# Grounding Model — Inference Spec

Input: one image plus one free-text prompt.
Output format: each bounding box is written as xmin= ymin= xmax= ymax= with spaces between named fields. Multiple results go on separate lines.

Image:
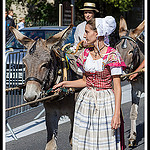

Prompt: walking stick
xmin=120 ymin=68 xmax=145 ymax=79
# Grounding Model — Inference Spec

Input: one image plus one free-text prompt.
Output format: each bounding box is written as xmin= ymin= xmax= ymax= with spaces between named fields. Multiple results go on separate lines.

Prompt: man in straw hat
xmin=74 ymin=2 xmax=99 ymax=48
xmin=64 ymin=2 xmax=99 ymax=76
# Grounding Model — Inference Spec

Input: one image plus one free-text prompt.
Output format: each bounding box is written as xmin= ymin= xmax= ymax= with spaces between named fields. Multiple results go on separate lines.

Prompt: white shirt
xmin=17 ymin=22 xmax=24 ymax=30
xmin=78 ymin=53 xmax=123 ymax=75
xmin=8 ymin=15 xmax=13 ymax=19
xmin=74 ymin=21 xmax=87 ymax=48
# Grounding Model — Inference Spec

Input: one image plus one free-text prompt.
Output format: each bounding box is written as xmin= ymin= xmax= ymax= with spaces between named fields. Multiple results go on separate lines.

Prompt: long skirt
xmin=72 ymin=87 xmax=121 ymax=150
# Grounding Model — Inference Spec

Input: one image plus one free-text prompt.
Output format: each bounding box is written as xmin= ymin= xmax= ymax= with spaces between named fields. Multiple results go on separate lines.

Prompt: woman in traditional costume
xmin=53 ymin=16 xmax=126 ymax=150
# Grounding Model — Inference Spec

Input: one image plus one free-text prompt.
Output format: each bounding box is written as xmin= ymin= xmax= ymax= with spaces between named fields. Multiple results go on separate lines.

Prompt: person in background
xmin=64 ymin=2 xmax=99 ymax=75
xmin=5 ymin=8 xmax=8 ymax=28
xmin=53 ymin=16 xmax=126 ymax=149
xmin=8 ymin=9 xmax=14 ymax=19
xmin=8 ymin=9 xmax=16 ymax=27
xmin=16 ymin=17 xmax=25 ymax=30
xmin=73 ymin=2 xmax=99 ymax=51
xmin=5 ymin=8 xmax=16 ymax=42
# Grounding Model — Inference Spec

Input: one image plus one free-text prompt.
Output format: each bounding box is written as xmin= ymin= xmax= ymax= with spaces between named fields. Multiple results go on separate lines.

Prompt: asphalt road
xmin=5 ymin=82 xmax=146 ymax=150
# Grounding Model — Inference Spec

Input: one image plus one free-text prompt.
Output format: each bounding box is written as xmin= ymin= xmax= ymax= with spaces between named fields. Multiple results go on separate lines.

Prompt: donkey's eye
xmin=41 ymin=62 xmax=49 ymax=68
xmin=128 ymin=50 xmax=133 ymax=54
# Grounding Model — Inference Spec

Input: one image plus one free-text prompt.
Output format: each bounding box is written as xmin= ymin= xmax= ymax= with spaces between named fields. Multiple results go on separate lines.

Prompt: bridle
xmin=25 ymin=40 xmax=59 ymax=92
xmin=25 ymin=65 xmax=53 ymax=91
xmin=24 ymin=38 xmax=70 ymax=99
xmin=115 ymin=30 xmax=141 ymax=74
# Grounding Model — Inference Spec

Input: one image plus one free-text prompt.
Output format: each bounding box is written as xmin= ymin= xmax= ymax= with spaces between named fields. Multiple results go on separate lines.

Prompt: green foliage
xmin=25 ymin=0 xmax=57 ymax=23
xmin=6 ymin=0 xmax=137 ymax=25
xmin=6 ymin=0 xmax=58 ymax=23
xmin=6 ymin=0 xmax=26 ymax=9
xmin=104 ymin=0 xmax=136 ymax=11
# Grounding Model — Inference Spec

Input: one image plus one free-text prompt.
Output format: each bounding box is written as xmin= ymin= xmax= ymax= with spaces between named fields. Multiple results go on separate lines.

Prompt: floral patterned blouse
xmin=76 ymin=46 xmax=126 ymax=90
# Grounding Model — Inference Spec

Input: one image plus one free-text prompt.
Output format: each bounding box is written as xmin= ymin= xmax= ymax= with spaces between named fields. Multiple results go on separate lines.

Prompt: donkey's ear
xmin=130 ymin=20 xmax=145 ymax=40
xmin=46 ymin=24 xmax=73 ymax=49
xmin=9 ymin=26 xmax=35 ymax=48
xmin=119 ymin=16 xmax=128 ymax=37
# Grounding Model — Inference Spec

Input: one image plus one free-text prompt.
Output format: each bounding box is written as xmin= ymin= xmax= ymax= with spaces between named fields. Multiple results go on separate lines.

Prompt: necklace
xmin=94 ymin=45 xmax=105 ymax=57
xmin=94 ymin=50 xmax=98 ymax=57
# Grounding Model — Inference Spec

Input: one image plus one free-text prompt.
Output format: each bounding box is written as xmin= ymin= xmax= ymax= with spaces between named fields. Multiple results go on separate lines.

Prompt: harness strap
xmin=25 ymin=77 xmax=43 ymax=85
xmin=60 ymin=45 xmax=68 ymax=81
xmin=120 ymin=36 xmax=137 ymax=44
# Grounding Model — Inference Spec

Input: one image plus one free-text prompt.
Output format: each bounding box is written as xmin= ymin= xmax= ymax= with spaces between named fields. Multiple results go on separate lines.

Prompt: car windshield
xmin=6 ymin=29 xmax=75 ymax=49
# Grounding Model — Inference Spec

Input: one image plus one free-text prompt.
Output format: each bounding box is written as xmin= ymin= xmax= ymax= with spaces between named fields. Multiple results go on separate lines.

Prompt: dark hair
xmin=83 ymin=10 xmax=96 ymax=16
xmin=8 ymin=9 xmax=13 ymax=14
xmin=86 ymin=18 xmax=97 ymax=31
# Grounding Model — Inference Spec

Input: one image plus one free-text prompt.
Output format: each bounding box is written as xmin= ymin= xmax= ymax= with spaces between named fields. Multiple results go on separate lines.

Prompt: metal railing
xmin=6 ymin=50 xmax=28 ymax=119
xmin=5 ymin=50 xmax=43 ymax=140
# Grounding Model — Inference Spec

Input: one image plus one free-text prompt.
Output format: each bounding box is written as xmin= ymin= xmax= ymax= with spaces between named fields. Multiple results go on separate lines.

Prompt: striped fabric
xmin=72 ymin=87 xmax=121 ymax=150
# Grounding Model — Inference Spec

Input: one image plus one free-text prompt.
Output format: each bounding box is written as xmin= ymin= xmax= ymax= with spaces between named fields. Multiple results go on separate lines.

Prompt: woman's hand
xmin=111 ymin=114 xmax=121 ymax=129
xmin=129 ymin=59 xmax=145 ymax=81
xmin=129 ymin=73 xmax=138 ymax=81
xmin=52 ymin=77 xmax=86 ymax=92
xmin=52 ymin=81 xmax=65 ymax=92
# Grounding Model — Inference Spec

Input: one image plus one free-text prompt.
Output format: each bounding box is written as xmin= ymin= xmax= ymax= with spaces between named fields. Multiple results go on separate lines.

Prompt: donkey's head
xmin=9 ymin=25 xmax=73 ymax=106
xmin=115 ymin=16 xmax=145 ymax=73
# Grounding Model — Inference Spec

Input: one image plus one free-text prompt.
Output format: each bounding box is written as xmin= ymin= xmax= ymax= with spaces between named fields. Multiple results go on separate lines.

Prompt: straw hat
xmin=80 ymin=2 xmax=99 ymax=13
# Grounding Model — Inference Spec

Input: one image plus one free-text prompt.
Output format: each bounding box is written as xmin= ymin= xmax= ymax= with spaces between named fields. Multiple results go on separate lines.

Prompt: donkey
xmin=9 ymin=25 xmax=81 ymax=150
xmin=115 ymin=16 xmax=145 ymax=147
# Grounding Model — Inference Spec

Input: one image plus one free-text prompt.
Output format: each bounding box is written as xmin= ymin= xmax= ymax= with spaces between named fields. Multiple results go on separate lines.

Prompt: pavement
xmin=4 ymin=81 xmax=146 ymax=150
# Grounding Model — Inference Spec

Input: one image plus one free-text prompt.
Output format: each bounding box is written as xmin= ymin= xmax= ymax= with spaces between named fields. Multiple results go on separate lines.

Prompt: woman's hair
xmin=87 ymin=18 xmax=104 ymax=40
xmin=86 ymin=18 xmax=97 ymax=31
xmin=19 ymin=17 xmax=25 ymax=22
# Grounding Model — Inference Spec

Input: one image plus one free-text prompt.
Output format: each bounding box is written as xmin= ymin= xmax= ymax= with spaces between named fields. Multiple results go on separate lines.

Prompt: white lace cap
xmin=95 ymin=16 xmax=116 ymax=36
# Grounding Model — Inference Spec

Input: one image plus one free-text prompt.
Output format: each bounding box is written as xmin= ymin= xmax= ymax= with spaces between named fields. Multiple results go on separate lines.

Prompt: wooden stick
xmin=120 ymin=68 xmax=145 ymax=78
xmin=6 ymin=93 xmax=59 ymax=111
xmin=5 ymin=87 xmax=21 ymax=92
xmin=6 ymin=84 xmax=26 ymax=92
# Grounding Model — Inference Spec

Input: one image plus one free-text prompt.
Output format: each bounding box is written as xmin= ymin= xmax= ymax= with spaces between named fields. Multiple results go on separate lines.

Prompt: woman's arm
xmin=111 ymin=75 xmax=121 ymax=129
xmin=52 ymin=74 xmax=86 ymax=90
xmin=129 ymin=59 xmax=145 ymax=80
